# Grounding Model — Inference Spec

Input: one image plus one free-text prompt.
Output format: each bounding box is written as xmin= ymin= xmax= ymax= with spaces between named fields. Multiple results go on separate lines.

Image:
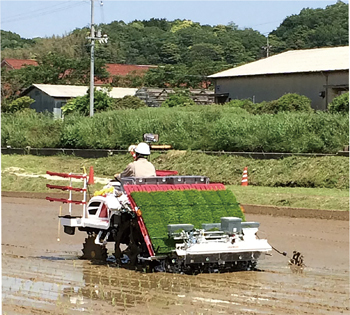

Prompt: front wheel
xmin=81 ymin=234 xmax=108 ymax=261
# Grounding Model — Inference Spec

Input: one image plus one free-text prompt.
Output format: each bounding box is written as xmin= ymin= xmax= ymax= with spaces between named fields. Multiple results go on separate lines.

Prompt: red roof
xmin=1 ymin=59 xmax=154 ymax=75
xmin=106 ymin=64 xmax=154 ymax=76
xmin=1 ymin=58 xmax=38 ymax=70
xmin=1 ymin=59 xmax=158 ymax=86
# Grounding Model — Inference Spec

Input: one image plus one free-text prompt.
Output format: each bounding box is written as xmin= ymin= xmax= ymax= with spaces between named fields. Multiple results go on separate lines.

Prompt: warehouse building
xmin=21 ymin=84 xmax=138 ymax=118
xmin=208 ymin=46 xmax=349 ymax=110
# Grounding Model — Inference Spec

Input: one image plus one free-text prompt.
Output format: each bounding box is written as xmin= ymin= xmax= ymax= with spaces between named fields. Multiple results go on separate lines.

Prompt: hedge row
xmin=131 ymin=189 xmax=244 ymax=254
xmin=1 ymin=106 xmax=348 ymax=153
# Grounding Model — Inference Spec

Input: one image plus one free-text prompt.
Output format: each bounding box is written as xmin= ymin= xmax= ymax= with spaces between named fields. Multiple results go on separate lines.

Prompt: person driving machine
xmin=114 ymin=142 xmax=156 ymax=180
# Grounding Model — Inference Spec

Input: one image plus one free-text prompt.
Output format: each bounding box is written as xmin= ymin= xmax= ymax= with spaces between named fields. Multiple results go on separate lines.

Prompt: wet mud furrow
xmin=2 ymin=198 xmax=349 ymax=314
xmin=3 ymin=254 xmax=349 ymax=315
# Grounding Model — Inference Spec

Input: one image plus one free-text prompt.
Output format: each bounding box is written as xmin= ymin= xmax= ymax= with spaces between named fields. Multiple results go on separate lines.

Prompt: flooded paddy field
xmin=2 ymin=197 xmax=349 ymax=314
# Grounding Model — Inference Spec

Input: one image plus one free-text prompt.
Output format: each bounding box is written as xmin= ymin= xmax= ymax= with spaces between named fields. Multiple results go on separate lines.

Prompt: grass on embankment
xmin=229 ymin=185 xmax=348 ymax=211
xmin=1 ymin=152 xmax=349 ymax=211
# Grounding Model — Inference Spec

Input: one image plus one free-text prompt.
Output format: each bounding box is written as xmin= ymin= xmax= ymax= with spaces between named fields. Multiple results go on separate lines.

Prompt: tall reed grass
xmin=1 ymin=107 xmax=348 ymax=153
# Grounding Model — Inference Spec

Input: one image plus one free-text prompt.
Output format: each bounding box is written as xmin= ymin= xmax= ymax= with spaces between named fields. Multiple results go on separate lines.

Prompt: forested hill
xmin=1 ymin=2 xmax=348 ymax=65
xmin=270 ymin=1 xmax=349 ymax=53
xmin=1 ymin=1 xmax=348 ymax=93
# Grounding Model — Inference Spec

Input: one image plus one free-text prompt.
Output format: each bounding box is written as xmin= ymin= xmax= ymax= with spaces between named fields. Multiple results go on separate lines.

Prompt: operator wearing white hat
xmin=114 ymin=142 xmax=156 ymax=180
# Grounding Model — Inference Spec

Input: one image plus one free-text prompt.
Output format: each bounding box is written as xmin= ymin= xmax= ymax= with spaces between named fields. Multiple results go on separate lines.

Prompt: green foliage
xmin=270 ymin=2 xmax=348 ymax=54
xmin=161 ymin=91 xmax=196 ymax=107
xmin=1 ymin=153 xmax=348 ymax=196
xmin=112 ymin=95 xmax=147 ymax=110
xmin=275 ymin=93 xmax=312 ymax=113
xmin=1 ymin=52 xmax=109 ymax=99
xmin=208 ymin=111 xmax=348 ymax=153
xmin=111 ymin=72 xmax=145 ymax=88
xmin=131 ymin=189 xmax=244 ymax=253
xmin=62 ymin=88 xmax=114 ymax=116
xmin=143 ymin=64 xmax=219 ymax=89
xmin=1 ymin=110 xmax=62 ymax=148
xmin=2 ymin=3 xmax=347 ymax=97
xmin=225 ymin=99 xmax=255 ymax=111
xmin=225 ymin=94 xmax=312 ymax=114
xmin=328 ymin=92 xmax=349 ymax=113
xmin=1 ymin=30 xmax=35 ymax=50
xmin=1 ymin=96 xmax=35 ymax=113
xmin=153 ymin=151 xmax=349 ymax=189
xmin=3 ymin=4 xmax=347 ymax=66
xmin=1 ymin=106 xmax=348 ymax=154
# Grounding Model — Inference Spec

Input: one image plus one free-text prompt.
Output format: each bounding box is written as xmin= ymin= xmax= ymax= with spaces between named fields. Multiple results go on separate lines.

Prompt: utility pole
xmin=87 ymin=0 xmax=108 ymax=117
xmin=262 ymin=35 xmax=272 ymax=58
xmin=89 ymin=0 xmax=95 ymax=117
xmin=266 ymin=36 xmax=270 ymax=57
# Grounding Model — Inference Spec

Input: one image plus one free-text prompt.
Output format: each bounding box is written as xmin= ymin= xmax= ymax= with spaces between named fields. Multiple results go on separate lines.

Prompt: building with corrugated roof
xmin=20 ymin=84 xmax=138 ymax=117
xmin=208 ymin=46 xmax=349 ymax=110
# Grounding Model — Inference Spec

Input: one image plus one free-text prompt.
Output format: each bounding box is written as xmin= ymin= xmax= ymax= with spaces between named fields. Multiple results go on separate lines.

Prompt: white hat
xmin=135 ymin=142 xmax=151 ymax=155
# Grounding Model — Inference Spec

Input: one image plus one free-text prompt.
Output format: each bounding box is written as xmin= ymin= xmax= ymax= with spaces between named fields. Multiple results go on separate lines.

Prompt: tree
xmin=160 ymin=43 xmax=181 ymax=64
xmin=270 ymin=2 xmax=348 ymax=53
xmin=1 ymin=30 xmax=35 ymax=50
xmin=3 ymin=8 xmax=347 ymax=92
xmin=188 ymin=43 xmax=223 ymax=64
xmin=1 ymin=52 xmax=109 ymax=100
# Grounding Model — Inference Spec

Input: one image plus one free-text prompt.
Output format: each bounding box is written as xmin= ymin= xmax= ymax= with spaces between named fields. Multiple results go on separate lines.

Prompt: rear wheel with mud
xmin=113 ymin=216 xmax=148 ymax=267
xmin=81 ymin=235 xmax=108 ymax=261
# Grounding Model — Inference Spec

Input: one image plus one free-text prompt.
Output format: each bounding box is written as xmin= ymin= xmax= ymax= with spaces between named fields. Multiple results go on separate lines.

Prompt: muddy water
xmin=2 ymin=197 xmax=349 ymax=314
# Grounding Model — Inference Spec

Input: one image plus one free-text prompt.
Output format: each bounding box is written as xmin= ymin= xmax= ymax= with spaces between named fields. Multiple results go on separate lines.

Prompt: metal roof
xmin=27 ymin=84 xmax=138 ymax=98
xmin=208 ymin=46 xmax=349 ymax=78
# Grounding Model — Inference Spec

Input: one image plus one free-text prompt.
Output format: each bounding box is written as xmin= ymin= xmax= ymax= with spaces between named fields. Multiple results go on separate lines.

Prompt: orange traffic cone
xmin=241 ymin=167 xmax=248 ymax=186
xmin=88 ymin=166 xmax=95 ymax=185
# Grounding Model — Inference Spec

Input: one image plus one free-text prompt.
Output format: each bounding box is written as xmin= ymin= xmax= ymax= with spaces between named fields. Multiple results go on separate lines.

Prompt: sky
xmin=0 ymin=0 xmax=346 ymax=39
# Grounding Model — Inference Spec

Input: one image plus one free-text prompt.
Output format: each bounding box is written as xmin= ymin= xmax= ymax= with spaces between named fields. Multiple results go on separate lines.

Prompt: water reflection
xmin=3 ymin=254 xmax=348 ymax=315
xmin=60 ymin=262 xmax=263 ymax=313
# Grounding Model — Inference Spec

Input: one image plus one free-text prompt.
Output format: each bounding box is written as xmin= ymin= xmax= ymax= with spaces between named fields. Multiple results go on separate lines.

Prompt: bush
xmin=224 ymin=99 xmax=255 ymax=113
xmin=1 ymin=96 xmax=35 ymax=113
xmin=161 ymin=91 xmax=196 ymax=107
xmin=224 ymin=94 xmax=312 ymax=114
xmin=62 ymin=88 xmax=114 ymax=116
xmin=225 ymin=99 xmax=254 ymax=108
xmin=112 ymin=95 xmax=147 ymax=110
xmin=251 ymin=94 xmax=312 ymax=114
xmin=275 ymin=93 xmax=312 ymax=113
xmin=328 ymin=92 xmax=349 ymax=113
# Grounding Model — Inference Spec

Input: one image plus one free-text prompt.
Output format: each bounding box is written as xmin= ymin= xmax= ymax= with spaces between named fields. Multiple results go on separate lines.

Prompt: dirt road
xmin=2 ymin=197 xmax=349 ymax=314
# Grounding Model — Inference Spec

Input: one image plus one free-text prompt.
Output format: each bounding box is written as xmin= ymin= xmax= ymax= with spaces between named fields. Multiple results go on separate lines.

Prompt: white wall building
xmin=21 ymin=84 xmax=138 ymax=117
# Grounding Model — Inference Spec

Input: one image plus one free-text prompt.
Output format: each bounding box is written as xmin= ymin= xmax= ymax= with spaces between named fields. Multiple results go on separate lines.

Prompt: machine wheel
xmin=81 ymin=235 xmax=108 ymax=261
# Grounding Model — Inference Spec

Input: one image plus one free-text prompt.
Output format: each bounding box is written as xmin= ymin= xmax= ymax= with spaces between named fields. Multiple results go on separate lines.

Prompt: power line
xmin=251 ymin=19 xmax=284 ymax=28
xmin=2 ymin=2 xmax=72 ymax=21
xmin=2 ymin=1 xmax=88 ymax=25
